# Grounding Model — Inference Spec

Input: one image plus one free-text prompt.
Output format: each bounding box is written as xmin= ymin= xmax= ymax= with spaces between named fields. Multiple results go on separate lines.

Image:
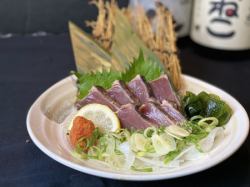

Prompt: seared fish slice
xmin=139 ymin=102 xmax=174 ymax=126
xmin=76 ymin=86 xmax=120 ymax=112
xmin=150 ymin=75 xmax=180 ymax=107
xmin=117 ymin=103 xmax=153 ymax=129
xmin=160 ymin=100 xmax=186 ymax=124
xmin=108 ymin=80 xmax=139 ymax=105
xmin=127 ymin=75 xmax=154 ymax=104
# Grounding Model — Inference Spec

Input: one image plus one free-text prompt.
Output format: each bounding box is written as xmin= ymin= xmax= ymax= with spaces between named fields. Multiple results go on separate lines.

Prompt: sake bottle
xmin=129 ymin=0 xmax=193 ymax=38
xmin=191 ymin=0 xmax=250 ymax=51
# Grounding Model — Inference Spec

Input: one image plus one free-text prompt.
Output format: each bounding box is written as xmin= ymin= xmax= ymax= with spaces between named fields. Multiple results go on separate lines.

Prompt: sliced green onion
xmin=144 ymin=141 xmax=155 ymax=153
xmin=112 ymin=129 xmax=130 ymax=142
xmin=71 ymin=151 xmax=88 ymax=160
xmin=165 ymin=131 xmax=183 ymax=140
xmin=130 ymin=133 xmax=148 ymax=152
xmin=144 ymin=127 xmax=157 ymax=138
xmin=110 ymin=133 xmax=122 ymax=140
xmin=164 ymin=150 xmax=181 ymax=164
xmin=165 ymin=125 xmax=190 ymax=139
xmin=136 ymin=151 xmax=146 ymax=157
xmin=151 ymin=134 xmax=176 ymax=156
xmin=131 ymin=166 xmax=153 ymax=172
xmin=198 ymin=117 xmax=219 ymax=128
xmin=190 ymin=115 xmax=204 ymax=122
xmin=88 ymin=146 xmax=103 ymax=160
xmin=70 ymin=116 xmax=223 ymax=172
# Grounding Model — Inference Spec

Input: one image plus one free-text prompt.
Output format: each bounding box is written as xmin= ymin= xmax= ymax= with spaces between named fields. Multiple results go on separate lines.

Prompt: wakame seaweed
xmin=182 ymin=91 xmax=232 ymax=126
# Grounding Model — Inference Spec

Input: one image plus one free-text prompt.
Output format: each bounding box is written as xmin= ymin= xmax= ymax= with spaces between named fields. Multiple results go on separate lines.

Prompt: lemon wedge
xmin=68 ymin=103 xmax=120 ymax=133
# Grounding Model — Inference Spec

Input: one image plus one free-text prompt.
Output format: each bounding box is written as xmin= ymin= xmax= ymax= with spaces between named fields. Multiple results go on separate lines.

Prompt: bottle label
xmin=191 ymin=0 xmax=250 ymax=50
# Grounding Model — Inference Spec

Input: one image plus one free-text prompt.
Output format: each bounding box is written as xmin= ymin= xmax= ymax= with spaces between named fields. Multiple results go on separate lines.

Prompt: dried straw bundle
xmin=86 ymin=0 xmax=116 ymax=50
xmin=86 ymin=0 xmax=183 ymax=90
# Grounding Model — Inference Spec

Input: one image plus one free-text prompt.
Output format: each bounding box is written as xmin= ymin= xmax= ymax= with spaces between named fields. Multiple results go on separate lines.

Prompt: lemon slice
xmin=68 ymin=103 xmax=120 ymax=132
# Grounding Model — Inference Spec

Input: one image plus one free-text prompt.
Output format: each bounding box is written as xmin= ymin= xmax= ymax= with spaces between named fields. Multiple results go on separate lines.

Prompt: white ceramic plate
xmin=26 ymin=75 xmax=249 ymax=181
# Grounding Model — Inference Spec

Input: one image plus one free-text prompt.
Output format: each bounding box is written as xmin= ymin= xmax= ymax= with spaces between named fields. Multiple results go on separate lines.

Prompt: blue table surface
xmin=0 ymin=34 xmax=249 ymax=187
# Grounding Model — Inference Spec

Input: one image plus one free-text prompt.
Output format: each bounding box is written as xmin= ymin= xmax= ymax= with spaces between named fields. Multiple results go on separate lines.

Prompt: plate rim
xmin=26 ymin=74 xmax=249 ymax=181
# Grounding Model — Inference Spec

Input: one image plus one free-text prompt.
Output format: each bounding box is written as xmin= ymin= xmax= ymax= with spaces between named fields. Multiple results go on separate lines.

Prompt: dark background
xmin=0 ymin=0 xmax=128 ymax=34
xmin=0 ymin=0 xmax=249 ymax=187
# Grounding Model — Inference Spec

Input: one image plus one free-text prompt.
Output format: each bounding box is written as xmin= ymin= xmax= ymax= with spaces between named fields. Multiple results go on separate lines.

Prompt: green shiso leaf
xmin=75 ymin=70 xmax=122 ymax=99
xmin=121 ymin=50 xmax=164 ymax=82
xmin=75 ymin=51 xmax=164 ymax=99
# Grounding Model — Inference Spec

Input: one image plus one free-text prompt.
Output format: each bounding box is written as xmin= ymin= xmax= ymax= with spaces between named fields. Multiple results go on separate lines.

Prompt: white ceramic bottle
xmin=129 ymin=0 xmax=193 ymax=37
xmin=191 ymin=0 xmax=250 ymax=50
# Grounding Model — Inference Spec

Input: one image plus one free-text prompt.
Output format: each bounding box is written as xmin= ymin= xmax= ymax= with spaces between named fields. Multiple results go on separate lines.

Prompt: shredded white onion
xmin=199 ymin=127 xmax=224 ymax=152
xmin=119 ymin=142 xmax=136 ymax=169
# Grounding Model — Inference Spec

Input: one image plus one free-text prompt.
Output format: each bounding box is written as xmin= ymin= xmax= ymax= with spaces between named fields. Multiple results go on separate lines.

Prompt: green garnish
xmin=86 ymin=128 xmax=102 ymax=147
xmin=164 ymin=150 xmax=181 ymax=164
xmin=131 ymin=166 xmax=153 ymax=172
xmin=121 ymin=50 xmax=164 ymax=82
xmin=164 ymin=117 xmax=217 ymax=164
xmin=182 ymin=91 xmax=232 ymax=126
xmin=74 ymin=51 xmax=164 ymax=99
xmin=72 ymin=115 xmax=226 ymax=171
xmin=74 ymin=70 xmax=121 ymax=99
xmin=72 ymin=151 xmax=88 ymax=160
xmin=182 ymin=92 xmax=203 ymax=117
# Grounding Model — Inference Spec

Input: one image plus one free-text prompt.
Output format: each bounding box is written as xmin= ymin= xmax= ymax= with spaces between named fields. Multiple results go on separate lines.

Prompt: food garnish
xmin=66 ymin=0 xmax=233 ymax=173
xmin=68 ymin=59 xmax=232 ymax=172
xmin=69 ymin=103 xmax=120 ymax=133
xmin=69 ymin=0 xmax=183 ymax=90
xmin=69 ymin=116 xmax=95 ymax=147
xmin=73 ymin=51 xmax=164 ymax=99
xmin=182 ymin=91 xmax=232 ymax=126
xmin=70 ymin=116 xmax=224 ymax=172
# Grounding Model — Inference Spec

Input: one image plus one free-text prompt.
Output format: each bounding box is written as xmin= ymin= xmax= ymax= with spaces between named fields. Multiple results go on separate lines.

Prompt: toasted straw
xmin=86 ymin=0 xmax=183 ymax=90
xmin=130 ymin=2 xmax=183 ymax=90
